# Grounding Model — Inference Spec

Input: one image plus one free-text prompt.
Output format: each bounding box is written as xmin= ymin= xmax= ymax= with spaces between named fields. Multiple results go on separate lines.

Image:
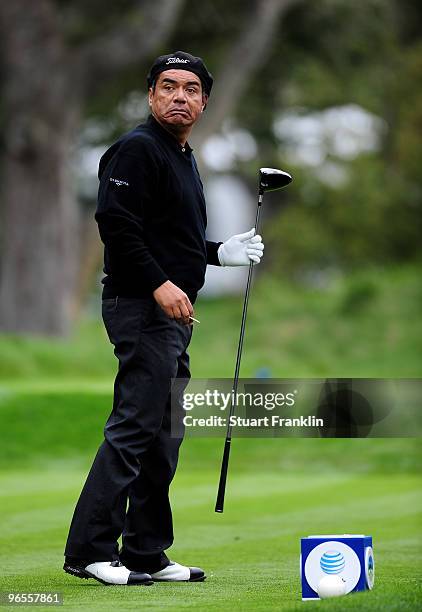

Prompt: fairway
xmin=0 ymin=267 xmax=421 ymax=610
xmin=0 ymin=435 xmax=421 ymax=610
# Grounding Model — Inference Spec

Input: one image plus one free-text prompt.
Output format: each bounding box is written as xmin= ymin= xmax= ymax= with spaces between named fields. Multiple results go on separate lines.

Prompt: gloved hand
xmin=217 ymin=228 xmax=264 ymax=267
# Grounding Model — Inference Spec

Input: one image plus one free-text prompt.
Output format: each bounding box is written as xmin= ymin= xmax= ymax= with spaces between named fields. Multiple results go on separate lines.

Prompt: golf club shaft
xmin=215 ymin=193 xmax=263 ymax=513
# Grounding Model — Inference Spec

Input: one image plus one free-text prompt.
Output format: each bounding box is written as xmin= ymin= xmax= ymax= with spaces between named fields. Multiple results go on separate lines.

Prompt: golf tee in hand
xmin=153 ymin=280 xmax=194 ymax=325
xmin=217 ymin=228 xmax=264 ymax=266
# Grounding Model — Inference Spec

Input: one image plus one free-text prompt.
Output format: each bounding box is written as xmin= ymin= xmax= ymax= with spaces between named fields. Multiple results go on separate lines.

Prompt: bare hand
xmin=153 ymin=280 xmax=193 ymax=325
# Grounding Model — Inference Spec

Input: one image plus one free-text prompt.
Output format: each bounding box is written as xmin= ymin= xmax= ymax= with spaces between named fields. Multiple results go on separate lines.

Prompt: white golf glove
xmin=217 ymin=228 xmax=264 ymax=267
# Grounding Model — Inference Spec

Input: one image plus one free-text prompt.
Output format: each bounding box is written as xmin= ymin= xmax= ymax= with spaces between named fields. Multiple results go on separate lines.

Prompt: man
xmin=63 ymin=51 xmax=264 ymax=586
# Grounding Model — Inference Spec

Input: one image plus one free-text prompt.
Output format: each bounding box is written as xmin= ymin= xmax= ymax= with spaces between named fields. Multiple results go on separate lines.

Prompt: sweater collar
xmin=145 ymin=114 xmax=193 ymax=155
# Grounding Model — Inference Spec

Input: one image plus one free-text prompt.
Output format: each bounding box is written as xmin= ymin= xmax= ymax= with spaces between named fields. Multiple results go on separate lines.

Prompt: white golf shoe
xmin=150 ymin=561 xmax=206 ymax=582
xmin=63 ymin=558 xmax=153 ymax=586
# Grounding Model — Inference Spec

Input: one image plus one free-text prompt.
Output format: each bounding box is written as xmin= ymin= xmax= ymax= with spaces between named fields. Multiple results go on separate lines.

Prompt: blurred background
xmin=0 ymin=1 xmax=421 ymax=608
xmin=0 ymin=0 xmax=421 ymax=345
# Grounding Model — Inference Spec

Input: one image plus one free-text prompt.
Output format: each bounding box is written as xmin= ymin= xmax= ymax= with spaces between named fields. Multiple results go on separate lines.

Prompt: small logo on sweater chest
xmin=110 ymin=177 xmax=129 ymax=187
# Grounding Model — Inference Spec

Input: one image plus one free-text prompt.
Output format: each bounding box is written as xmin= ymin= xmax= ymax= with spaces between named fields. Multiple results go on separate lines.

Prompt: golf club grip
xmin=215 ymin=438 xmax=231 ymax=513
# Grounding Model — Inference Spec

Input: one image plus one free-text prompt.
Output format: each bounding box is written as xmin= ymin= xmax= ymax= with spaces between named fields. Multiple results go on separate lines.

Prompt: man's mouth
xmin=168 ymin=109 xmax=190 ymax=117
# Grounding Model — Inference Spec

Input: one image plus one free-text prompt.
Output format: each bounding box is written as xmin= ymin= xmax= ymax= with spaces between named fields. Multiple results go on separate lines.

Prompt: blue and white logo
xmin=304 ymin=541 xmax=361 ymax=595
xmin=320 ymin=550 xmax=345 ymax=574
xmin=365 ymin=546 xmax=375 ymax=589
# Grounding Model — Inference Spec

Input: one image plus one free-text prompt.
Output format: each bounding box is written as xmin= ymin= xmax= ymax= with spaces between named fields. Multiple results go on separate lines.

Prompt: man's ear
xmin=202 ymin=93 xmax=209 ymax=112
xmin=148 ymin=87 xmax=154 ymax=107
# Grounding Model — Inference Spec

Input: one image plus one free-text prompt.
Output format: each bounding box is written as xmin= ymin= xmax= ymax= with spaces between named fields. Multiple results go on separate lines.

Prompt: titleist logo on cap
xmin=165 ymin=57 xmax=190 ymax=65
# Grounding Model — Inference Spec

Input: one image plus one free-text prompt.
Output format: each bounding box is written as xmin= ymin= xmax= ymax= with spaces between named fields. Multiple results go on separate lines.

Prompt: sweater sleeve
xmin=206 ymin=240 xmax=223 ymax=266
xmin=95 ymin=137 xmax=169 ymax=292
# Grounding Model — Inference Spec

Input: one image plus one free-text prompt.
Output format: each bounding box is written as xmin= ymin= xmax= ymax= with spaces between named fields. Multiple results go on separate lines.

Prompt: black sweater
xmin=95 ymin=114 xmax=222 ymax=303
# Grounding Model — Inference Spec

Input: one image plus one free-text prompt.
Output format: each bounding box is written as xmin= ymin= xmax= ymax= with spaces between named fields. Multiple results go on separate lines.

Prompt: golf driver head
xmin=259 ymin=168 xmax=292 ymax=193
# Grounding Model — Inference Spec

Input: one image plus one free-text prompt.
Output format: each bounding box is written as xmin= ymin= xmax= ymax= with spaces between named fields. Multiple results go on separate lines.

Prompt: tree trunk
xmin=0 ymin=1 xmax=81 ymax=335
xmin=0 ymin=0 xmax=184 ymax=336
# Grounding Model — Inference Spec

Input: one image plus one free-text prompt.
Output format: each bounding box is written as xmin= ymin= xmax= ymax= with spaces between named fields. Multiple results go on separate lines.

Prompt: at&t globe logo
xmin=320 ymin=550 xmax=345 ymax=574
xmin=304 ymin=541 xmax=361 ymax=595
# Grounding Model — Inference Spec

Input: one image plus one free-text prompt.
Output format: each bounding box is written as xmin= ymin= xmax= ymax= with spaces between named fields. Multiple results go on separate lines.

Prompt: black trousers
xmin=64 ymin=296 xmax=192 ymax=573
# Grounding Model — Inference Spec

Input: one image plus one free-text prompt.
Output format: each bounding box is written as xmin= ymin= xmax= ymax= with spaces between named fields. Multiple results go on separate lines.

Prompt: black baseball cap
xmin=147 ymin=51 xmax=213 ymax=96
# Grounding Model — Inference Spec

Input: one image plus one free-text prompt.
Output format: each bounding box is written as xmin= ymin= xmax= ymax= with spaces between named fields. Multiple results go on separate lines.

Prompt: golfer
xmin=64 ymin=51 xmax=264 ymax=586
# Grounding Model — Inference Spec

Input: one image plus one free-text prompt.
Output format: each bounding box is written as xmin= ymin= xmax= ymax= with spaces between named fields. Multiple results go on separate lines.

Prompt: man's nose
xmin=173 ymin=87 xmax=187 ymax=102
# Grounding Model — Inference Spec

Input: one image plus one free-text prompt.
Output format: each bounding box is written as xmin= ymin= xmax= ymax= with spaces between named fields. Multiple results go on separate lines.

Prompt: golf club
xmin=215 ymin=168 xmax=293 ymax=513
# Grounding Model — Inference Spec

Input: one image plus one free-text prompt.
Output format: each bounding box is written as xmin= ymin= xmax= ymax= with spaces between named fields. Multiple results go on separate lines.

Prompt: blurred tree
xmin=192 ymin=0 xmax=298 ymax=144
xmin=0 ymin=0 xmax=420 ymax=335
xmin=254 ymin=0 xmax=422 ymax=279
xmin=0 ymin=0 xmax=184 ymax=335
xmin=0 ymin=0 xmax=297 ymax=336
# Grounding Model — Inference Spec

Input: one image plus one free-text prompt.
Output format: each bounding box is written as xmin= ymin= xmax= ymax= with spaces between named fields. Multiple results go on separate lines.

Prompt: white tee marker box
xmin=300 ymin=534 xmax=374 ymax=600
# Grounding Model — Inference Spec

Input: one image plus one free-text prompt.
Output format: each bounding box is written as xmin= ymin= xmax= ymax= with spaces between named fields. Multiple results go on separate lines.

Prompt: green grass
xmin=0 ymin=460 xmax=421 ymax=611
xmin=0 ymin=265 xmax=421 ymax=381
xmin=0 ymin=390 xmax=421 ymax=610
xmin=0 ymin=265 xmax=421 ymax=609
xmin=0 ymin=388 xmax=421 ymax=473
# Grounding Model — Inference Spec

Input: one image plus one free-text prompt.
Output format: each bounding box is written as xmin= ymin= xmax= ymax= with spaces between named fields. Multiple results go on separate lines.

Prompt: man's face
xmin=149 ymin=69 xmax=207 ymax=129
